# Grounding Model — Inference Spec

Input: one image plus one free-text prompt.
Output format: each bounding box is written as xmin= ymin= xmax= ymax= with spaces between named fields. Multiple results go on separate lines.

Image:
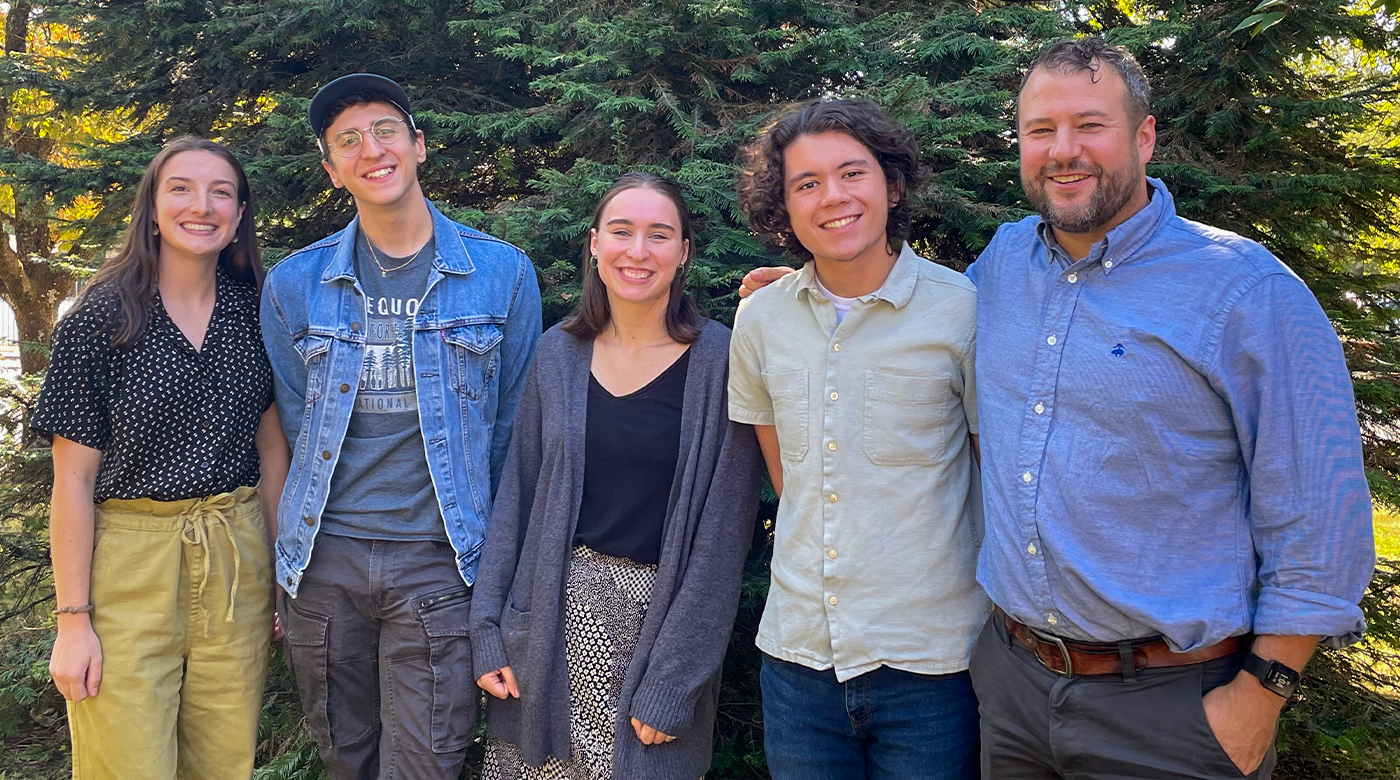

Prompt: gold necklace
xmin=366 ymin=237 xmax=426 ymax=276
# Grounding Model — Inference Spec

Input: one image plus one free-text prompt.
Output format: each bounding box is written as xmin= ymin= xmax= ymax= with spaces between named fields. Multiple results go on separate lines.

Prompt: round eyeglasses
xmin=327 ymin=116 xmax=412 ymax=158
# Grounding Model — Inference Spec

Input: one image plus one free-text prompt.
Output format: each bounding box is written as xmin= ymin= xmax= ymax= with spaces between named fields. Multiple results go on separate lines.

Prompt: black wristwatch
xmin=1242 ymin=653 xmax=1301 ymax=699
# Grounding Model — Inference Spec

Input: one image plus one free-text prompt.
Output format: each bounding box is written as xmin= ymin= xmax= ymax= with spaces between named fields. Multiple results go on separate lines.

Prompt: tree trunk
xmin=12 ymin=290 xmax=63 ymax=373
xmin=0 ymin=2 xmax=79 ymax=375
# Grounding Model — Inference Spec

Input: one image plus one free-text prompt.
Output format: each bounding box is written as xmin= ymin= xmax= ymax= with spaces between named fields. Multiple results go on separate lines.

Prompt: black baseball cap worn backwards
xmin=308 ymin=73 xmax=414 ymax=138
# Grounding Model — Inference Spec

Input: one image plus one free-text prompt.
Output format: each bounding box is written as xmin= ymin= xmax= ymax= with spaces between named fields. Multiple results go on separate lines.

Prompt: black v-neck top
xmin=32 ymin=271 xmax=273 ymax=503
xmin=573 ymin=348 xmax=690 ymax=564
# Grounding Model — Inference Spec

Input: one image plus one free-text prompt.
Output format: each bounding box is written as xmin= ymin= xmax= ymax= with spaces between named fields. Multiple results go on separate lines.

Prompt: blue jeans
xmin=761 ymin=656 xmax=979 ymax=780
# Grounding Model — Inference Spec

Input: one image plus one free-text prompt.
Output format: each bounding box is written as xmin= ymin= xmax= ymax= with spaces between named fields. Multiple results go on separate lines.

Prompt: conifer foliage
xmin=0 ymin=1 xmax=1398 ymax=777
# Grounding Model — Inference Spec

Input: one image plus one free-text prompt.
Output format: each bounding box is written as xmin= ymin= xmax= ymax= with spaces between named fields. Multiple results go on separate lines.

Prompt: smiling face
xmin=153 ymin=150 xmax=246 ymax=264
xmin=589 ymin=185 xmax=689 ymax=312
xmin=321 ymin=101 xmax=427 ymax=211
xmin=1018 ymin=64 xmax=1155 ymax=240
xmin=781 ymin=131 xmax=897 ymax=269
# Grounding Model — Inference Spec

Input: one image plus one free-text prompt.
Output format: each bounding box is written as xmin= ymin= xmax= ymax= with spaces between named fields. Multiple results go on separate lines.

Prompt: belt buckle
xmin=1028 ymin=626 xmax=1074 ymax=677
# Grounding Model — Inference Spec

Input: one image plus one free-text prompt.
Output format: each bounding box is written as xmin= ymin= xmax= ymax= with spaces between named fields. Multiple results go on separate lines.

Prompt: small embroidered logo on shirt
xmin=1111 ymin=343 xmax=1126 ymax=357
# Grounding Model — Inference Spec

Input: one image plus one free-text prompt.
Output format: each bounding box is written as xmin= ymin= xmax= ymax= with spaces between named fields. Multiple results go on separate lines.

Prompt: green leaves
xmin=1232 ymin=0 xmax=1289 ymax=37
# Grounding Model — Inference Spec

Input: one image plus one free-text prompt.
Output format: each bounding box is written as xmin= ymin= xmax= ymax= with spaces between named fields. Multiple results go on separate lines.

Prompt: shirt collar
xmin=321 ymin=199 xmax=476 ymax=283
xmin=1034 ymin=176 xmax=1175 ymax=275
xmin=793 ymin=242 xmax=920 ymax=309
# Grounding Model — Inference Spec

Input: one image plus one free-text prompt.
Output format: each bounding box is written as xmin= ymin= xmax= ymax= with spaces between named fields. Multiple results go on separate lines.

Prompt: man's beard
xmin=1024 ymin=160 xmax=1139 ymax=235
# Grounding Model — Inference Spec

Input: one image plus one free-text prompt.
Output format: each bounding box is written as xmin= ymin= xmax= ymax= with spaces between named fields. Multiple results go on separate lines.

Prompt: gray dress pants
xmin=278 ymin=535 xmax=477 ymax=780
xmin=968 ymin=615 xmax=1277 ymax=780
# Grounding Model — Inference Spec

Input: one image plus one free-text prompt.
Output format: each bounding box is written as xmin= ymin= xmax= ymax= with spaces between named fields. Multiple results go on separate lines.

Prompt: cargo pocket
xmin=280 ymin=594 xmax=332 ymax=748
xmin=415 ymin=587 xmax=475 ymax=754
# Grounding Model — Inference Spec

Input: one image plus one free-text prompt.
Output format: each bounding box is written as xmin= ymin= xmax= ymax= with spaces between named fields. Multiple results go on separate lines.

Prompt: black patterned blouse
xmin=32 ymin=271 xmax=274 ymax=503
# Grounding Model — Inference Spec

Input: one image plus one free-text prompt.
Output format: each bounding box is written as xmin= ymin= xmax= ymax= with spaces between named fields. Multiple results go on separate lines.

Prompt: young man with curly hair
xmin=727 ymin=99 xmax=984 ymax=780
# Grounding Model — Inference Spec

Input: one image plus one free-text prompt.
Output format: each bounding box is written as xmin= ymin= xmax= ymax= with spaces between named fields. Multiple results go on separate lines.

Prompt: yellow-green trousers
xmin=68 ymin=485 xmax=273 ymax=780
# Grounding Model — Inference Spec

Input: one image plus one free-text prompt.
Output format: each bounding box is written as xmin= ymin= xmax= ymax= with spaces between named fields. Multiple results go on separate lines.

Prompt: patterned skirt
xmin=482 ymin=545 xmax=659 ymax=780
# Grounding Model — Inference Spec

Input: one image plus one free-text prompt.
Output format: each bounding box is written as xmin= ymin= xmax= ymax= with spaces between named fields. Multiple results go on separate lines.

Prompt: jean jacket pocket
xmin=293 ymin=333 xmax=335 ymax=403
xmin=444 ymin=323 xmax=503 ymax=401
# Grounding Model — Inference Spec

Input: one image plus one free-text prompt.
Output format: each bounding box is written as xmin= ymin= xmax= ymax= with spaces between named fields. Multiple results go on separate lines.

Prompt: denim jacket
xmin=260 ymin=201 xmax=541 ymax=596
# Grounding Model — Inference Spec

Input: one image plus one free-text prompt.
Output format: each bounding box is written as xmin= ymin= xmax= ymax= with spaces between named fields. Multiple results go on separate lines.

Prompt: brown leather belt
xmin=997 ymin=607 xmax=1249 ymax=678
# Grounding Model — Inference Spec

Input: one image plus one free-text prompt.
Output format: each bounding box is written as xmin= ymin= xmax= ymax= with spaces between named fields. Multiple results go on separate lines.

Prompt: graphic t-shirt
xmin=320 ymin=230 xmax=445 ymax=541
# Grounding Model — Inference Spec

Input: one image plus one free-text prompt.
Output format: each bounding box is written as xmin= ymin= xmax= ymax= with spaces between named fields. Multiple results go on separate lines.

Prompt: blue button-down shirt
xmin=967 ymin=178 xmax=1373 ymax=651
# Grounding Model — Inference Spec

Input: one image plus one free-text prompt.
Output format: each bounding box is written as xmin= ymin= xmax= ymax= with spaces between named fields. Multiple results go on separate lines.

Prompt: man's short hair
xmin=736 ymin=98 xmax=924 ymax=264
xmin=1022 ymin=37 xmax=1152 ymax=127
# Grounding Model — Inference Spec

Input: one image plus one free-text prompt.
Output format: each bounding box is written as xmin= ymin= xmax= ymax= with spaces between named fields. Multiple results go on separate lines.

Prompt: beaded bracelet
xmin=53 ymin=604 xmax=94 ymax=616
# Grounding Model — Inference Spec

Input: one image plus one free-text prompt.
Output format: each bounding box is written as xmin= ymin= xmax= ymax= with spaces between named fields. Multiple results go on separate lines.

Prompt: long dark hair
xmin=70 ymin=136 xmax=262 ymax=347
xmin=736 ymin=99 xmax=924 ymax=264
xmin=561 ymin=173 xmax=704 ymax=344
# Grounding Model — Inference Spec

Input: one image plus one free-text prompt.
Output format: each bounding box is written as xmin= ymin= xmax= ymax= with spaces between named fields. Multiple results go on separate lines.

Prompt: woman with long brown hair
xmin=33 ymin=136 xmax=287 ymax=779
xmin=470 ymin=173 xmax=762 ymax=780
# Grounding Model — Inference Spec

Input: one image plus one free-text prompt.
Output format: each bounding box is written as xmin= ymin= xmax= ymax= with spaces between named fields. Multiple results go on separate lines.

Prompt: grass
xmin=1376 ymin=504 xmax=1400 ymax=560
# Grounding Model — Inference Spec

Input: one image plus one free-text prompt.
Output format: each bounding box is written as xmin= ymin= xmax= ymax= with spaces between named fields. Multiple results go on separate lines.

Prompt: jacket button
xmin=340 ymin=383 xmax=350 ymax=393
xmin=321 ymin=450 xmax=332 ymax=460
xmin=303 ymin=516 xmax=315 ymax=527
xmin=350 ymin=321 xmax=362 ymax=332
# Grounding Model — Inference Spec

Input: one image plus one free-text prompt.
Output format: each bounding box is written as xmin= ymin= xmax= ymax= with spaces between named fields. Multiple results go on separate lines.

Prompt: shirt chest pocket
xmin=764 ymin=369 xmax=809 ymax=463
xmin=862 ymin=372 xmax=951 ymax=466
xmin=443 ymin=323 xmax=503 ymax=401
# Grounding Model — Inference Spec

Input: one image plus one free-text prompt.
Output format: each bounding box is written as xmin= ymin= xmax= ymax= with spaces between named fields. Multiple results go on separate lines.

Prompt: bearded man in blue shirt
xmin=965 ymin=37 xmax=1375 ymax=780
xmin=742 ymin=37 xmax=1374 ymax=780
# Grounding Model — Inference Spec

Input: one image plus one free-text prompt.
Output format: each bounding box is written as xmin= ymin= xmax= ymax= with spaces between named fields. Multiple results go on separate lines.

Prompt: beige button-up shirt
xmin=729 ymin=244 xmax=988 ymax=681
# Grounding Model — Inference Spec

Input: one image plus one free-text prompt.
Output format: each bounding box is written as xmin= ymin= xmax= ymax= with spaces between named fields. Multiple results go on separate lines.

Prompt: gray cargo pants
xmin=278 ymin=535 xmax=477 ymax=780
xmin=969 ymin=615 xmax=1277 ymax=780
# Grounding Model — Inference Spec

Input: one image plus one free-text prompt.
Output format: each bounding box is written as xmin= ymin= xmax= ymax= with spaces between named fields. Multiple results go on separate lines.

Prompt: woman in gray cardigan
xmin=469 ymin=173 xmax=763 ymax=780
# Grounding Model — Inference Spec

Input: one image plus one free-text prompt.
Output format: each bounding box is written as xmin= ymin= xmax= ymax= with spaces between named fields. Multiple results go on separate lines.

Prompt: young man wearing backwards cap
xmin=260 ymin=73 xmax=542 ymax=780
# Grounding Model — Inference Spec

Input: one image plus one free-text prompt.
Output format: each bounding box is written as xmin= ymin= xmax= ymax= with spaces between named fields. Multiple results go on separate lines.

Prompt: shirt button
xmin=303 ymin=516 xmax=315 ymax=527
xmin=833 ymin=343 xmax=841 ymax=352
xmin=199 ymin=461 xmax=210 ymax=470
xmin=1027 ymin=543 xmax=1038 ymax=555
xmin=827 ymin=441 xmax=837 ymax=451
xmin=202 ymin=419 xmax=213 ymax=428
xmin=828 ymin=493 xmax=838 ymax=503
xmin=350 ymin=321 xmax=362 ymax=332
xmin=1104 ymin=260 xmax=1114 ymax=269
xmin=1034 ymin=403 xmax=1045 ymax=415
xmin=1047 ymin=613 xmax=1059 ymax=626
xmin=1022 ymin=471 xmax=1032 ymax=483
xmin=340 ymin=383 xmax=351 ymax=393
xmin=1047 ymin=334 xmax=1057 ymax=346
xmin=321 ymin=450 xmax=332 ymax=460
xmin=829 ymin=391 xmax=838 ymax=401
xmin=829 ymin=549 xmax=838 ymax=559
xmin=285 ymin=576 xmax=294 ymax=586
xmin=829 ymin=596 xmax=838 ymax=606
xmin=1067 ymin=273 xmax=1078 ymax=283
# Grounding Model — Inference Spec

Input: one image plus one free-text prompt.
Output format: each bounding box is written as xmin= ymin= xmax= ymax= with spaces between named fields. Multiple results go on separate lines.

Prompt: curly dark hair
xmin=735 ymin=99 xmax=924 ymax=264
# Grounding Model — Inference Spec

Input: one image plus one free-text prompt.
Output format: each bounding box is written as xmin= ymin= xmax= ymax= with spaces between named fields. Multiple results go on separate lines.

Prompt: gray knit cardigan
xmin=468 ymin=319 xmax=762 ymax=779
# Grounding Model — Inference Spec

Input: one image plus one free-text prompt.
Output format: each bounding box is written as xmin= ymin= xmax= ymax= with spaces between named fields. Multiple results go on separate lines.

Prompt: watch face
xmin=1267 ymin=669 xmax=1291 ymax=687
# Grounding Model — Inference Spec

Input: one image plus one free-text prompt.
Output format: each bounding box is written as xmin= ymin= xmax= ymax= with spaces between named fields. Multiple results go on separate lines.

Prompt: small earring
xmin=590 ymin=255 xmax=598 ymax=268
xmin=231 ymin=234 xmax=239 ymax=244
xmin=152 ymin=223 xmax=160 ymax=236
